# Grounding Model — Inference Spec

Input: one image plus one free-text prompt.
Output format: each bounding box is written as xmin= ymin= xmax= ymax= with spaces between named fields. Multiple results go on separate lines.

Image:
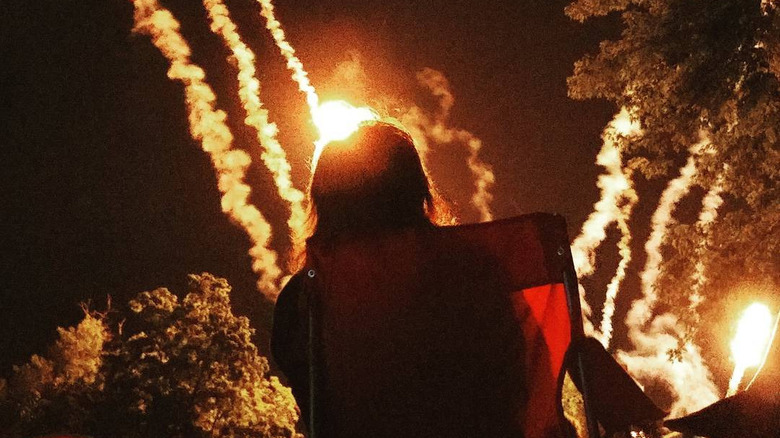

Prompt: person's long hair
xmin=292 ymin=121 xmax=453 ymax=268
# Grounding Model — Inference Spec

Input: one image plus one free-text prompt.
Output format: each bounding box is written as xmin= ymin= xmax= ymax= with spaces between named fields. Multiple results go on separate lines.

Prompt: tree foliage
xmin=566 ymin=0 xmax=780 ymax=320
xmin=0 ymin=309 xmax=108 ymax=437
xmin=0 ymin=273 xmax=301 ymax=438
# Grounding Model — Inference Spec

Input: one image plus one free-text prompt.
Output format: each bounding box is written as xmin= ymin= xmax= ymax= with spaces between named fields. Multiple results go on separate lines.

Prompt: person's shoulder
xmin=276 ymin=271 xmax=306 ymax=306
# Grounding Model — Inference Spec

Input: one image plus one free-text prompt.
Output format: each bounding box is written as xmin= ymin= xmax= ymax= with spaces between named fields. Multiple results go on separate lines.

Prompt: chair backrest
xmin=304 ymin=213 xmax=576 ymax=438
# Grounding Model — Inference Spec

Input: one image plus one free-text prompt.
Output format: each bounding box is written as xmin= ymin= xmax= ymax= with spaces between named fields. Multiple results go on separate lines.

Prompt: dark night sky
xmin=1 ymin=0 xmax=623 ymax=375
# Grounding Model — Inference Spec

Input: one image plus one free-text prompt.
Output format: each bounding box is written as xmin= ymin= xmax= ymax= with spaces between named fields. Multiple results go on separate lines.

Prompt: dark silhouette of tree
xmin=566 ymin=0 xmax=779 ymax=333
xmin=0 ymin=273 xmax=301 ymax=438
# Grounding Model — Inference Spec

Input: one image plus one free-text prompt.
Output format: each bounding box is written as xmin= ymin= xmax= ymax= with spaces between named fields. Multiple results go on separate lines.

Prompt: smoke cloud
xmin=401 ymin=68 xmax=495 ymax=222
xmin=617 ymin=313 xmax=720 ymax=416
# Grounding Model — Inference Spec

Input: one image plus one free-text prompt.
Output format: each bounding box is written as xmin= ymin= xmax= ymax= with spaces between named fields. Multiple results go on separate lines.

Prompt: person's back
xmin=307 ymin=226 xmax=526 ymax=437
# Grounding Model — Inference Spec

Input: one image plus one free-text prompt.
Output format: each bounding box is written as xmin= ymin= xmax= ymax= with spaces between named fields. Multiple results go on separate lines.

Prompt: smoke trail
xmin=630 ymin=136 xmax=708 ymax=328
xmin=689 ymin=178 xmax=724 ymax=313
xmin=202 ymin=0 xmax=307 ymax=239
xmin=598 ymin=203 xmax=636 ymax=348
xmin=570 ymin=108 xmax=640 ymax=338
xmin=620 ymin=134 xmax=720 ymax=415
xmin=402 ymin=68 xmax=495 ymax=222
xmin=571 ymin=108 xmax=639 ymax=277
xmin=255 ymin=0 xmax=319 ymax=114
xmin=132 ymin=0 xmax=282 ymax=300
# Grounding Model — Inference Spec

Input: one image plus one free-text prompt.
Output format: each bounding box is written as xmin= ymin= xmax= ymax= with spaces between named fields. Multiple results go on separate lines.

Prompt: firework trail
xmin=402 ymin=68 xmax=495 ymax=222
xmin=598 ymin=202 xmax=636 ymax=348
xmin=689 ymin=177 xmax=724 ymax=312
xmin=256 ymin=0 xmax=319 ymax=113
xmin=570 ymin=108 xmax=640 ymax=339
xmin=255 ymin=0 xmax=381 ymax=168
xmin=202 ymin=0 xmax=306 ymax=239
xmin=619 ymin=134 xmax=720 ymax=415
xmin=132 ymin=0 xmax=282 ymax=299
xmin=571 ymin=108 xmax=639 ymax=276
xmin=629 ymin=137 xmax=708 ymax=329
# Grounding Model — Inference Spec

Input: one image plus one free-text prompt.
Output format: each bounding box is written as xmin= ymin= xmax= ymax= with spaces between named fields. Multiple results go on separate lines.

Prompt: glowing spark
xmin=311 ymin=100 xmax=380 ymax=162
xmin=727 ymin=303 xmax=774 ymax=396
xmin=401 ymin=68 xmax=495 ymax=222
xmin=202 ymin=0 xmax=306 ymax=240
xmin=132 ymin=0 xmax=281 ymax=299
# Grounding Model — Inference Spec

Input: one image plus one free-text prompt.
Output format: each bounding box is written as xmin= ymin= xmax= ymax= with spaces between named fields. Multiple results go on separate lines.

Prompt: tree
xmin=566 ymin=0 xmax=779 ymax=331
xmin=98 ymin=273 xmax=300 ymax=438
xmin=1 ymin=274 xmax=301 ymax=438
xmin=0 ymin=310 xmax=108 ymax=437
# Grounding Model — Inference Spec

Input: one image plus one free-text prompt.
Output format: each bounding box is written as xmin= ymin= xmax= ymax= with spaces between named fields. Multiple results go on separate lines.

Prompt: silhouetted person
xmin=271 ymin=122 xmax=526 ymax=437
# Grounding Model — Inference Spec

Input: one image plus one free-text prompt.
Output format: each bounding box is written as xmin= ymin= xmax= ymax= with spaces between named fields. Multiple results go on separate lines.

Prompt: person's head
xmin=306 ymin=121 xmax=450 ymax=243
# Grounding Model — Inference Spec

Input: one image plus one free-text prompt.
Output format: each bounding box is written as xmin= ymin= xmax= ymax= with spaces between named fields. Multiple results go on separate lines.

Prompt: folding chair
xmin=301 ymin=213 xmax=660 ymax=437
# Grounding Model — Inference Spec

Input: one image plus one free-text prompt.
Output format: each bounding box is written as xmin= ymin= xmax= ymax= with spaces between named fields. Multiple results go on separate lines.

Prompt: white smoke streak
xmin=255 ymin=0 xmax=319 ymax=113
xmin=571 ymin=108 xmax=639 ymax=277
xmin=401 ymin=68 xmax=495 ymax=222
xmin=598 ymin=205 xmax=636 ymax=348
xmin=570 ymin=108 xmax=640 ymax=339
xmin=203 ymin=0 xmax=307 ymax=241
xmin=621 ymin=134 xmax=720 ymax=415
xmin=631 ymin=137 xmax=707 ymax=328
xmin=689 ymin=177 xmax=724 ymax=312
xmin=132 ymin=0 xmax=282 ymax=299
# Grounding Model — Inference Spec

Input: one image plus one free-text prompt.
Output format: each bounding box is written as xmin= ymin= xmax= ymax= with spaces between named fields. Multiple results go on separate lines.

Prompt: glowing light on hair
xmin=312 ymin=100 xmax=380 ymax=162
xmin=727 ymin=302 xmax=774 ymax=396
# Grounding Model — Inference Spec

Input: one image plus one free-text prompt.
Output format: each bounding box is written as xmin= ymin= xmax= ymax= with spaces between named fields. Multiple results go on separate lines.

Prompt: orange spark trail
xmin=570 ymin=108 xmax=639 ymax=340
xmin=255 ymin=0 xmax=378 ymax=165
xmin=202 ymin=0 xmax=306 ymax=239
xmin=132 ymin=0 xmax=281 ymax=299
xmin=402 ymin=68 xmax=495 ymax=222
